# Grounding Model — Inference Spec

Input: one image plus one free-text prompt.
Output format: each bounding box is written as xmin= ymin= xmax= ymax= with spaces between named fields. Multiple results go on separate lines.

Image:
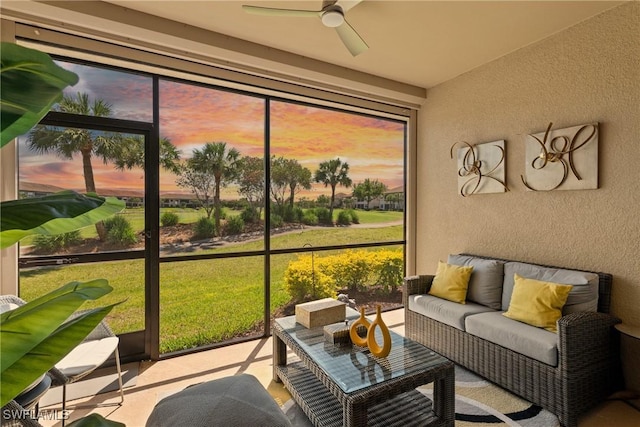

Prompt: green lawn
xmin=19 ymin=224 xmax=403 ymax=353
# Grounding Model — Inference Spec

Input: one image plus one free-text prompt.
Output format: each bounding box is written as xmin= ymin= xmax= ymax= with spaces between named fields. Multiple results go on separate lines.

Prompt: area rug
xmin=278 ymin=365 xmax=560 ymax=427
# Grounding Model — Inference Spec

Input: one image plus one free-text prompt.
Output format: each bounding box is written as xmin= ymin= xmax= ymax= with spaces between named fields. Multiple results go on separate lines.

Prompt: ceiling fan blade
xmin=335 ymin=0 xmax=363 ymax=13
xmin=242 ymin=5 xmax=321 ymax=18
xmin=335 ymin=20 xmax=369 ymax=56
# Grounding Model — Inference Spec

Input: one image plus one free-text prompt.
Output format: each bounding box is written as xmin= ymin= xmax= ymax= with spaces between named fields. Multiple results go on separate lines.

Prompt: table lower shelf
xmin=276 ymin=361 xmax=443 ymax=427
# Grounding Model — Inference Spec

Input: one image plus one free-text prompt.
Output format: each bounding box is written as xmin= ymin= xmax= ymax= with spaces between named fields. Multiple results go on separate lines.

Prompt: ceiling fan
xmin=242 ymin=0 xmax=368 ymax=56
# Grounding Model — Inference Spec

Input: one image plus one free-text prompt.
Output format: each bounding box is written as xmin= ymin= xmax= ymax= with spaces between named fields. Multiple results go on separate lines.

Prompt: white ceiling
xmin=96 ymin=0 xmax=622 ymax=89
xmin=0 ymin=0 xmax=623 ymax=103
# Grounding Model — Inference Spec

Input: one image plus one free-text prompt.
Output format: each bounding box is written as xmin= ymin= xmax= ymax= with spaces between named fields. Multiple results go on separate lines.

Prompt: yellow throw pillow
xmin=428 ymin=261 xmax=473 ymax=304
xmin=504 ymin=274 xmax=573 ymax=332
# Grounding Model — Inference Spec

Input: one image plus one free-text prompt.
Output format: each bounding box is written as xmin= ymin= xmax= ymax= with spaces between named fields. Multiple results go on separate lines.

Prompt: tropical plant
xmin=178 ymin=142 xmax=240 ymax=233
xmin=225 ymin=215 xmax=245 ymax=235
xmin=103 ymin=215 xmax=137 ymax=246
xmin=1 ymin=41 xmax=124 ymax=427
xmin=33 ymin=230 xmax=82 ymax=252
xmin=314 ymin=158 xmax=352 ymax=221
xmin=0 ymin=191 xmax=124 ymax=249
xmin=160 ymin=211 xmax=179 ymax=227
xmin=193 ymin=217 xmax=216 ymax=239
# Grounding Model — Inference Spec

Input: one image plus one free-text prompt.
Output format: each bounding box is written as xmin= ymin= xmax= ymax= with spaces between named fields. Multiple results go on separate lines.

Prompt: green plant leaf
xmin=0 ymin=279 xmax=115 ymax=406
xmin=1 ymin=302 xmax=118 ymax=407
xmin=1 ymin=42 xmax=78 ymax=147
xmin=67 ymin=414 xmax=126 ymax=427
xmin=0 ymin=191 xmax=125 ymax=249
xmin=0 ymin=279 xmax=113 ymax=369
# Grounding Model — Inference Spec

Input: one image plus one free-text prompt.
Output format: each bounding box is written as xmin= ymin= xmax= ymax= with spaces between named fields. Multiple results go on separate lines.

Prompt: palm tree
xmin=189 ymin=142 xmax=241 ymax=232
xmin=27 ymin=93 xmax=120 ymax=240
xmin=314 ymin=158 xmax=352 ymax=222
xmin=27 ymin=92 xmax=180 ymax=240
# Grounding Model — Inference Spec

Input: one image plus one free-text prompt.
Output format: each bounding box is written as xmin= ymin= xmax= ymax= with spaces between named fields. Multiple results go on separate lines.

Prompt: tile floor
xmin=40 ymin=308 xmax=639 ymax=427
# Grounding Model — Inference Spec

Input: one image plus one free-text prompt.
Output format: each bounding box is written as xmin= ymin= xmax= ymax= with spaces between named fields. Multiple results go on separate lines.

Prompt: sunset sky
xmin=19 ymin=61 xmax=406 ymax=199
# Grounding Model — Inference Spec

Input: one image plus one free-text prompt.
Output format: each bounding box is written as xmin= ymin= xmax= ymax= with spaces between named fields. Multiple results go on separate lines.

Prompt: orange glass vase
xmin=349 ymin=307 xmax=370 ymax=347
xmin=367 ymin=305 xmax=392 ymax=358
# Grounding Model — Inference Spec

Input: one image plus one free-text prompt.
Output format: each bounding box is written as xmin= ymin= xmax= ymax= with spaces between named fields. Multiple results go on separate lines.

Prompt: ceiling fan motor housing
xmin=321 ymin=6 xmax=345 ymax=27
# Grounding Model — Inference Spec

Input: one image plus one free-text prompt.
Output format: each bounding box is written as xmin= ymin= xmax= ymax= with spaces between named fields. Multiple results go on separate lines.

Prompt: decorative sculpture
xmin=521 ymin=122 xmax=598 ymax=191
xmin=349 ymin=305 xmax=392 ymax=358
xmin=450 ymin=140 xmax=509 ymax=196
xmin=349 ymin=307 xmax=370 ymax=347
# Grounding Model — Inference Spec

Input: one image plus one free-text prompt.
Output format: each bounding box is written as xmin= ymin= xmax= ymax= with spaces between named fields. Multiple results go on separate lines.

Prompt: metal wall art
xmin=450 ymin=140 xmax=508 ymax=197
xmin=521 ymin=122 xmax=598 ymax=191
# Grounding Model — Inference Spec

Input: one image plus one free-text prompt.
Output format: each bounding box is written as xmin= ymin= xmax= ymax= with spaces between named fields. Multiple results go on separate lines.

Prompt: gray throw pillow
xmin=502 ymin=262 xmax=599 ymax=313
xmin=448 ymin=254 xmax=505 ymax=310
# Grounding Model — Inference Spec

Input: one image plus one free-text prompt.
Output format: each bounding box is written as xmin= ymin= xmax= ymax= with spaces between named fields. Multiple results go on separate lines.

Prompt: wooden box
xmin=295 ymin=298 xmax=345 ymax=328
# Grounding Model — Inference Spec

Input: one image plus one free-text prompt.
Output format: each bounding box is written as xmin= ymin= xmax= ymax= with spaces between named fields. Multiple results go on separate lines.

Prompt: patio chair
xmin=0 ymin=295 xmax=124 ymax=426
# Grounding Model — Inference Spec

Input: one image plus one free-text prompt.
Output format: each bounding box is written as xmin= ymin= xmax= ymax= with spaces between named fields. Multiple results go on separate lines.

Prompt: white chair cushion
xmin=56 ymin=336 xmax=119 ymax=379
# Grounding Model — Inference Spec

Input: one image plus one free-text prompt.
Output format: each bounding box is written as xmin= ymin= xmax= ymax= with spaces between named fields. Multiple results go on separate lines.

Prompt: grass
xmin=19 ymin=218 xmax=403 ymax=353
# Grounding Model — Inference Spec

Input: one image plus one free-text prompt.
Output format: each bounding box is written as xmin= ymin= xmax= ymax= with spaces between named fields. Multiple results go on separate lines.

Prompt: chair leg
xmin=114 ymin=347 xmax=124 ymax=404
xmin=61 ymin=384 xmax=67 ymax=427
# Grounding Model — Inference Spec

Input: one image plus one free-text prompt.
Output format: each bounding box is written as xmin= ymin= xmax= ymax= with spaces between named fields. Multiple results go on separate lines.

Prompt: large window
xmin=17 ymin=47 xmax=407 ymax=358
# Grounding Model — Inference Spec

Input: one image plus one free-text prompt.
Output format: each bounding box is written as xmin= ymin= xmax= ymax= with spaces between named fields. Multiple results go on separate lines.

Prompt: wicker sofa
xmin=403 ymin=253 xmax=621 ymax=427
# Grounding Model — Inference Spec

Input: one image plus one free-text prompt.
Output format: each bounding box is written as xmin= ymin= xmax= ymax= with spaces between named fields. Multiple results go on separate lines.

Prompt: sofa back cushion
xmin=448 ymin=254 xmax=505 ymax=310
xmin=502 ymin=262 xmax=599 ymax=314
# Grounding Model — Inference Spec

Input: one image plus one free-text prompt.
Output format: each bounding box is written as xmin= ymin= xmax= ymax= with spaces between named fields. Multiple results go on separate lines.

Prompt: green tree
xmin=314 ymin=158 xmax=352 ymax=221
xmin=285 ymin=159 xmax=312 ymax=208
xmin=237 ymin=156 xmax=265 ymax=217
xmin=178 ymin=142 xmax=240 ymax=233
xmin=271 ymin=156 xmax=313 ymax=211
xmin=353 ymin=178 xmax=387 ymax=210
xmin=269 ymin=156 xmax=289 ymax=212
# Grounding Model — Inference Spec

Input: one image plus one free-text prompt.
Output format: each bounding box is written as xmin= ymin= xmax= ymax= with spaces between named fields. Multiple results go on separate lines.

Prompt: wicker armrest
xmin=557 ymin=311 xmax=621 ymax=371
xmin=403 ymin=275 xmax=434 ymax=306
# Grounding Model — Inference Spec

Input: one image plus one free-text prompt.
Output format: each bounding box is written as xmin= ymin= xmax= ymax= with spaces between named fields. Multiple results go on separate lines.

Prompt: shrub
xmin=226 ymin=215 xmax=245 ymax=235
xmin=292 ymin=206 xmax=304 ymax=223
xmin=103 ymin=215 xmax=137 ymax=246
xmin=193 ymin=217 xmax=216 ymax=239
xmin=301 ymin=210 xmax=318 ymax=226
xmin=240 ymin=206 xmax=259 ymax=224
xmin=270 ymin=213 xmax=284 ymax=229
xmin=322 ymin=250 xmax=375 ymax=292
xmin=284 ymin=249 xmax=404 ymax=297
xmin=373 ymin=250 xmax=404 ymax=293
xmin=33 ymin=231 xmax=82 ymax=252
xmin=314 ymin=207 xmax=332 ymax=225
xmin=160 ymin=212 xmax=179 ymax=227
xmin=284 ymin=255 xmax=336 ymax=302
xmin=336 ymin=210 xmax=351 ymax=226
xmin=347 ymin=209 xmax=360 ymax=224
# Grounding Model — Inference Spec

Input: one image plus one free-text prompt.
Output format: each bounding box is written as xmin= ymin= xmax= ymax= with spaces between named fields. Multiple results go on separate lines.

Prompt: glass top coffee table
xmin=273 ymin=315 xmax=454 ymax=427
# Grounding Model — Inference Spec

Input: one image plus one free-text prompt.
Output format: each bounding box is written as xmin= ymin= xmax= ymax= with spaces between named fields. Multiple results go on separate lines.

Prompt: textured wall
xmin=417 ymin=2 xmax=640 ymax=388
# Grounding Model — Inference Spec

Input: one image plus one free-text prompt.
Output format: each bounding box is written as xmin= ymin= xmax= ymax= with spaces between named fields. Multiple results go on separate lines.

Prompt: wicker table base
xmin=273 ymin=315 xmax=454 ymax=427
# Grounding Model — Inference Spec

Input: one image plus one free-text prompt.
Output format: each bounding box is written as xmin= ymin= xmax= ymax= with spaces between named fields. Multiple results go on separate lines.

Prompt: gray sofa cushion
xmin=146 ymin=374 xmax=292 ymax=427
xmin=465 ymin=311 xmax=559 ymax=366
xmin=448 ymin=254 xmax=505 ymax=310
xmin=409 ymin=294 xmax=494 ymax=331
xmin=502 ymin=262 xmax=599 ymax=314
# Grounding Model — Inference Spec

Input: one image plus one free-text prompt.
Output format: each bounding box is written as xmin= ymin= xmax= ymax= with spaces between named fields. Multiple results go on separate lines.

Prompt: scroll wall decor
xmin=450 ymin=140 xmax=509 ymax=197
xmin=521 ymin=122 xmax=598 ymax=191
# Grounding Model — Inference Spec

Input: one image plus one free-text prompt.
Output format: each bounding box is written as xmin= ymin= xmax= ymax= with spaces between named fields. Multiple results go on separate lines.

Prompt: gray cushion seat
xmin=408 ymin=294 xmax=494 ymax=330
xmin=146 ymin=374 xmax=292 ymax=427
xmin=465 ymin=311 xmax=559 ymax=366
